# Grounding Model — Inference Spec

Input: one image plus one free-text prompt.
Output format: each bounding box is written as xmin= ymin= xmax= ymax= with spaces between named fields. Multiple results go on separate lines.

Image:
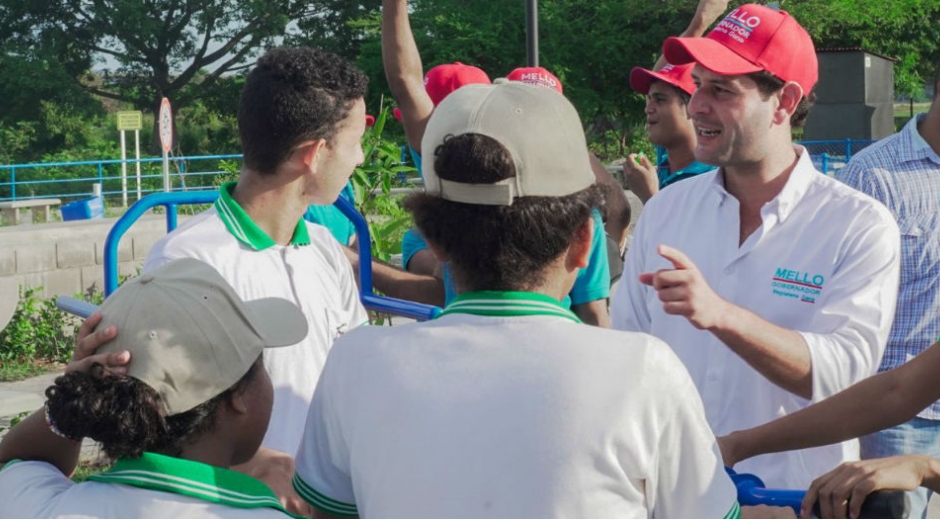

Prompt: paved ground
xmin=0 ymin=371 xmax=104 ymax=463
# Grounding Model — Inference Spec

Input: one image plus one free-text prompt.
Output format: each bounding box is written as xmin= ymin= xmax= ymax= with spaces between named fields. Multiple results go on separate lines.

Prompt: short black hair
xmin=749 ymin=71 xmax=816 ymax=128
xmin=46 ymin=357 xmax=263 ymax=460
xmin=238 ymin=47 xmax=369 ymax=173
xmin=405 ymin=134 xmax=604 ymax=293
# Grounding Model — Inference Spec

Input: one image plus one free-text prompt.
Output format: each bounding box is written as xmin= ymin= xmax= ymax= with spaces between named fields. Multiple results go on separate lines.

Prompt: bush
xmin=0 ymin=283 xmax=107 ymax=378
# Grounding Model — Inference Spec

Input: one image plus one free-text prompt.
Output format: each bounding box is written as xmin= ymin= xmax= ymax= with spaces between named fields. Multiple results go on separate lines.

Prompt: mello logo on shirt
xmin=771 ymin=267 xmax=824 ymax=304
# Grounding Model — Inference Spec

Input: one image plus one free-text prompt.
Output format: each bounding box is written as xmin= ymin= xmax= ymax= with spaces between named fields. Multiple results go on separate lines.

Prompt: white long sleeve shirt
xmin=612 ymin=147 xmax=901 ymax=489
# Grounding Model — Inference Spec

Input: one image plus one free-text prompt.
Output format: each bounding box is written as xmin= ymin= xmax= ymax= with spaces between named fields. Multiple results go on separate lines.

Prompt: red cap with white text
xmin=663 ymin=4 xmax=818 ymax=93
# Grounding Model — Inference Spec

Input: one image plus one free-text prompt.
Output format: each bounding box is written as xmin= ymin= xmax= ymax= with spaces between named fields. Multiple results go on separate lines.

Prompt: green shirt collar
xmin=214 ymin=181 xmax=310 ymax=250
xmin=88 ymin=452 xmax=298 ymax=518
xmin=440 ymin=291 xmax=582 ymax=323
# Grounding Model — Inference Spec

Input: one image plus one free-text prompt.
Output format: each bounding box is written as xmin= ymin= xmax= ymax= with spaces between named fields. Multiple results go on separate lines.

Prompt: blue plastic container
xmin=61 ymin=196 xmax=105 ymax=221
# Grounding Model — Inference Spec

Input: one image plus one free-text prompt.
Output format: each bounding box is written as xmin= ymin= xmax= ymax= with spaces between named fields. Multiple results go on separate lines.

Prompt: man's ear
xmin=298 ymin=138 xmax=329 ymax=171
xmin=774 ymin=82 xmax=803 ymax=125
xmin=227 ymin=390 xmax=249 ymax=415
xmin=566 ymin=217 xmax=593 ymax=271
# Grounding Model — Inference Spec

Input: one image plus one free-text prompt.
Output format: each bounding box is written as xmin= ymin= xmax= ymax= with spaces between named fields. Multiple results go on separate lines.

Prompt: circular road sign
xmin=159 ymin=97 xmax=173 ymax=153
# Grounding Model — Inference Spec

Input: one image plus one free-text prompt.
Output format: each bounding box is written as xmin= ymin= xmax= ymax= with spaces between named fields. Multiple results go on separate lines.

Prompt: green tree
xmin=785 ymin=0 xmax=940 ymax=99
xmin=0 ymin=0 xmax=312 ymax=150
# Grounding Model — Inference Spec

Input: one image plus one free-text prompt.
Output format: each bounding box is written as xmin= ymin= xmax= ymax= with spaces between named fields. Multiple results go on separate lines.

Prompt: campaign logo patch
xmin=770 ymin=267 xmax=824 ymax=304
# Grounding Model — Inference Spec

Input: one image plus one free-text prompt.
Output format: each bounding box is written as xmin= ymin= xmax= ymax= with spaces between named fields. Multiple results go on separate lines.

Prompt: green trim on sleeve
xmin=724 ymin=500 xmax=742 ymax=519
xmin=292 ymin=472 xmax=358 ymax=517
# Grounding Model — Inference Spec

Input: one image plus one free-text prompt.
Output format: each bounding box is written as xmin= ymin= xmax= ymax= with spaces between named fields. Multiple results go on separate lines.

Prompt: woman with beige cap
xmin=0 ymin=258 xmax=308 ymax=518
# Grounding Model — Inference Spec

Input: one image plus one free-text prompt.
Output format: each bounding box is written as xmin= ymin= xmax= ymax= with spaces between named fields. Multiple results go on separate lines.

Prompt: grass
xmin=0 ymin=360 xmax=61 ymax=382
xmin=894 ymin=102 xmax=931 ymax=118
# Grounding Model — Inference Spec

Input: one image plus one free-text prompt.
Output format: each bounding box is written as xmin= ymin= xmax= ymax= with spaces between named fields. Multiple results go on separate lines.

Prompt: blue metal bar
xmin=729 ymin=468 xmax=908 ymax=517
xmin=846 ymin=138 xmax=852 ymax=162
xmin=822 ymin=153 xmax=828 ymax=174
xmin=167 ymin=203 xmax=178 ymax=231
xmin=334 ymin=196 xmax=442 ymax=321
xmin=10 ymin=166 xmax=15 ymax=200
xmin=103 ymin=190 xmax=442 ymax=322
xmin=104 ymin=190 xmax=219 ymax=295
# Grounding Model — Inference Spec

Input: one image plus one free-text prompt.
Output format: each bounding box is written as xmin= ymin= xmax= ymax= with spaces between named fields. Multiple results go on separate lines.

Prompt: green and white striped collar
xmin=88 ymin=452 xmax=298 ymax=518
xmin=214 ymin=181 xmax=311 ymax=250
xmin=440 ymin=291 xmax=581 ymax=323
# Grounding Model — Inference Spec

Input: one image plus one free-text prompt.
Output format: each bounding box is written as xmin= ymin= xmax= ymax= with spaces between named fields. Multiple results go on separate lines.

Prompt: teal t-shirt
xmin=655 ymin=146 xmax=715 ymax=189
xmin=404 ymin=147 xmax=610 ymax=307
xmin=303 ymin=183 xmax=356 ymax=245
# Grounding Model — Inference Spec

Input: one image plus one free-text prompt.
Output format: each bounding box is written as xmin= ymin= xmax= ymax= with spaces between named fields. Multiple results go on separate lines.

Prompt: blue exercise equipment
xmin=99 ymin=190 xmax=441 ymax=320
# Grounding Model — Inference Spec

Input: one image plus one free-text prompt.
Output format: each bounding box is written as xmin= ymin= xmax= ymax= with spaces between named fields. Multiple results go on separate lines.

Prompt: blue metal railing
xmin=102 ymin=190 xmax=441 ymax=321
xmin=1 ymin=141 xmax=873 ymax=204
xmin=0 ymin=154 xmax=241 ymax=202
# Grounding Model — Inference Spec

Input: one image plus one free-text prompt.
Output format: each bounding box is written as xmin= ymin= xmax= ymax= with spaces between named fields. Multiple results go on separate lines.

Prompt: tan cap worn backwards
xmin=95 ymin=258 xmax=308 ymax=415
xmin=421 ymin=80 xmax=595 ymax=205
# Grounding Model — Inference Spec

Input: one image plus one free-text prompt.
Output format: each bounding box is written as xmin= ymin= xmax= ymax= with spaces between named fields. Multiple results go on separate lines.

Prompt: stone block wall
xmin=0 ymin=215 xmax=173 ymax=304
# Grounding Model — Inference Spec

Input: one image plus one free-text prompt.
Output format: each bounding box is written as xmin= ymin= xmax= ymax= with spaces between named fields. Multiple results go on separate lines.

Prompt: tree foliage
xmin=0 ymin=0 xmax=313 ymax=151
xmin=784 ymin=0 xmax=940 ymax=98
xmin=0 ymin=0 xmax=938 ymax=163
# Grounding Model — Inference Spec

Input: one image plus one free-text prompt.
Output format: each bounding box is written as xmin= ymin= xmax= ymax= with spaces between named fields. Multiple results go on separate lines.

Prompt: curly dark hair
xmin=749 ymin=71 xmax=816 ymax=129
xmin=238 ymin=47 xmax=369 ymax=174
xmin=405 ymin=133 xmax=605 ymax=292
xmin=45 ymin=358 xmax=262 ymax=460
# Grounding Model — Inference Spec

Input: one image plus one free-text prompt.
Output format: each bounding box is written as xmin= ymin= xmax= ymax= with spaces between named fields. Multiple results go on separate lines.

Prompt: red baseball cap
xmin=424 ymin=62 xmax=491 ymax=106
xmin=629 ymin=63 xmax=696 ymax=96
xmin=506 ymin=67 xmax=563 ymax=93
xmin=663 ymin=4 xmax=818 ymax=93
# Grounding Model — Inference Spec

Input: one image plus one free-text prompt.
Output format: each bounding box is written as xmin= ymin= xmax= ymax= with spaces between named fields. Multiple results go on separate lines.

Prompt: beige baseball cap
xmin=420 ymin=80 xmax=595 ymax=205
xmin=96 ymin=258 xmax=308 ymax=415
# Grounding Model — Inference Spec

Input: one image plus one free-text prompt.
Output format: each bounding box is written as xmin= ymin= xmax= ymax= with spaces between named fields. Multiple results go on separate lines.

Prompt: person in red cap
xmin=626 ymin=63 xmax=715 ymax=203
xmin=611 ymin=3 xmax=902 ymax=491
xmin=623 ymin=0 xmax=728 ymax=204
xmin=381 ymin=0 xmax=621 ymax=327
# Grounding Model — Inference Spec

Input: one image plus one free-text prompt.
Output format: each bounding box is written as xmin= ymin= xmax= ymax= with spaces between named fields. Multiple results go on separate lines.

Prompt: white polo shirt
xmin=0 ymin=453 xmax=293 ymax=518
xmin=293 ymin=291 xmax=740 ymax=518
xmin=612 ymin=147 xmax=901 ymax=489
xmin=145 ymin=183 xmax=368 ymax=456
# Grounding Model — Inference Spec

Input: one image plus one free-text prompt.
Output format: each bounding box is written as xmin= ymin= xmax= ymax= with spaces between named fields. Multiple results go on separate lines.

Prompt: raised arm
xmin=720 ymin=340 xmax=940 ymax=468
xmin=652 ymin=0 xmax=729 ymax=71
xmin=382 ymin=0 xmax=434 ymax=153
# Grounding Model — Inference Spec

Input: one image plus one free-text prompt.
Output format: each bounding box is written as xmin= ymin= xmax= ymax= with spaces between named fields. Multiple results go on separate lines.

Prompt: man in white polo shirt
xmin=610 ymin=4 xmax=901 ymax=490
xmin=144 ymin=47 xmax=369 ymax=514
xmin=292 ymin=81 xmax=744 ymax=518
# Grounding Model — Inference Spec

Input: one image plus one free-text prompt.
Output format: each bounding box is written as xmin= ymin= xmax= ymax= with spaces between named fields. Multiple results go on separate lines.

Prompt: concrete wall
xmin=803 ymin=51 xmax=896 ymax=141
xmin=0 ymin=216 xmax=172 ymax=303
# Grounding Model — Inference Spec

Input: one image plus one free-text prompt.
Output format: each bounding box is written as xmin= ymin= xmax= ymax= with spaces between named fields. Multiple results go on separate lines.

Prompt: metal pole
xmin=120 ymin=130 xmax=128 ymax=207
xmin=526 ymin=0 xmax=539 ymax=67
xmin=134 ymin=129 xmax=142 ymax=200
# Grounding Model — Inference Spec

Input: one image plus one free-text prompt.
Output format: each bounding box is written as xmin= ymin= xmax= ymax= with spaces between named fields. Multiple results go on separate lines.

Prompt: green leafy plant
xmin=0 ymin=281 xmax=114 ymax=380
xmin=350 ymin=105 xmax=418 ymax=263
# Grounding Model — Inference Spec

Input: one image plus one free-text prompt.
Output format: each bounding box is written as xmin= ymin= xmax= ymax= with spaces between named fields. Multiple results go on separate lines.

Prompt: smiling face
xmin=688 ymin=65 xmax=778 ymax=169
xmin=645 ymin=81 xmax=696 ymax=150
